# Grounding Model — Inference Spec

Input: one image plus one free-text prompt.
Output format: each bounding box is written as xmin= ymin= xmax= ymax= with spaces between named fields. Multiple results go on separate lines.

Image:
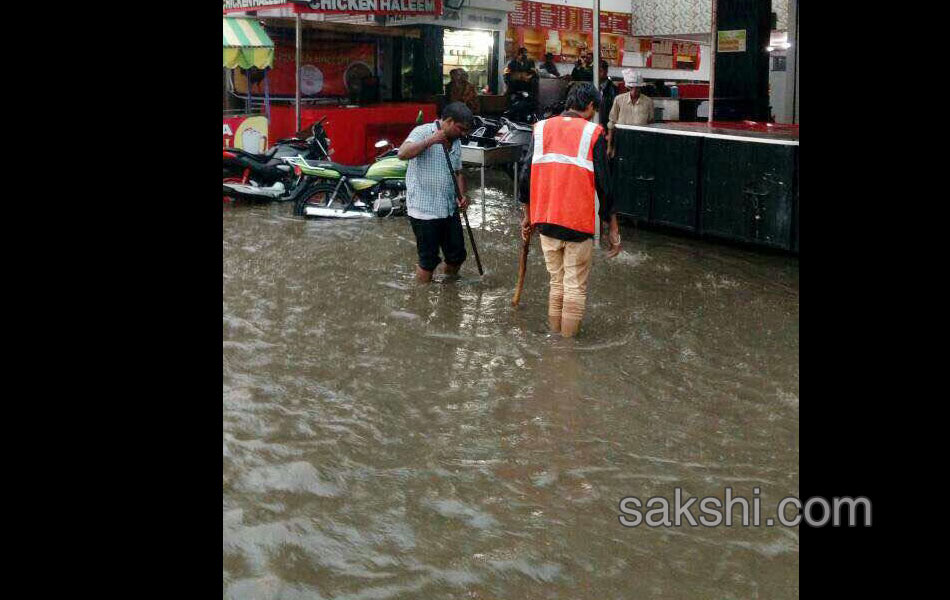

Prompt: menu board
xmin=508 ymin=1 xmax=631 ymax=35
xmin=600 ymin=11 xmax=630 ymax=34
xmin=507 ymin=1 xmax=634 ymax=67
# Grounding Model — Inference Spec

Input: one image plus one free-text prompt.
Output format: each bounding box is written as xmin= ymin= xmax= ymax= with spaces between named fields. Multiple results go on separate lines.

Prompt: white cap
xmin=623 ymin=69 xmax=643 ymax=87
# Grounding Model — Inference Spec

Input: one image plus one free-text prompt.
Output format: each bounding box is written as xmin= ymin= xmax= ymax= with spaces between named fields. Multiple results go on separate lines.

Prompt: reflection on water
xmin=224 ymin=170 xmax=799 ymax=599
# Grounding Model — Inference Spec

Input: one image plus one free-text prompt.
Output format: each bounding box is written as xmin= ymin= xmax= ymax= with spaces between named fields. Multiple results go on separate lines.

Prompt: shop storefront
xmin=223 ymin=0 xmax=444 ymax=164
xmin=500 ymin=1 xmax=712 ymax=121
xmin=380 ymin=0 xmax=511 ymax=112
xmin=443 ymin=28 xmax=496 ymax=93
xmin=223 ymin=16 xmax=275 ymax=152
xmin=503 ymin=0 xmax=635 ymax=112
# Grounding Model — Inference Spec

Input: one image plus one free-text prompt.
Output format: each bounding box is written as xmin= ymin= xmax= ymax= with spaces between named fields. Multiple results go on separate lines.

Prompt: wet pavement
xmin=223 ymin=169 xmax=799 ymax=599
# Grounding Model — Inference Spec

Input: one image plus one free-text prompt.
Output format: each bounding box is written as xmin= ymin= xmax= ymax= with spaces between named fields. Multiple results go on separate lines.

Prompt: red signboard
xmin=223 ymin=0 xmax=442 ymax=15
xmin=224 ymin=0 xmax=293 ymax=12
xmin=234 ymin=39 xmax=375 ymax=98
xmin=508 ymin=0 xmax=631 ymax=35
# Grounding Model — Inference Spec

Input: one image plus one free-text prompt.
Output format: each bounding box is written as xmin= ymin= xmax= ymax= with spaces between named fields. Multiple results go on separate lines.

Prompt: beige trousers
xmin=539 ymin=234 xmax=593 ymax=326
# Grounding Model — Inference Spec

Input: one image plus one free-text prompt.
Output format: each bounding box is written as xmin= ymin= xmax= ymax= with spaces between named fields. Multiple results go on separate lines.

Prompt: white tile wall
xmin=631 ymin=0 xmax=789 ymax=36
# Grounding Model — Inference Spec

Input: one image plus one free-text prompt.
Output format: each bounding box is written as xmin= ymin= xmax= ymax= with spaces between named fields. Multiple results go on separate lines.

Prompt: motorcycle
xmin=289 ymin=140 xmax=408 ymax=219
xmin=223 ymin=117 xmax=332 ymax=203
xmin=495 ymin=117 xmax=533 ymax=147
xmin=466 ymin=115 xmax=502 ymax=147
xmin=503 ymin=91 xmax=539 ymax=124
xmin=465 ymin=115 xmax=532 ymax=148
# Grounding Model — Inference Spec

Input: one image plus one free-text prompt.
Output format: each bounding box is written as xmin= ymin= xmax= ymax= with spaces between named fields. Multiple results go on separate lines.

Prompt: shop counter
xmin=269 ymin=102 xmax=438 ymax=166
xmin=460 ymin=143 xmax=522 ymax=204
xmin=613 ymin=125 xmax=702 ymax=229
xmin=613 ymin=121 xmax=799 ymax=251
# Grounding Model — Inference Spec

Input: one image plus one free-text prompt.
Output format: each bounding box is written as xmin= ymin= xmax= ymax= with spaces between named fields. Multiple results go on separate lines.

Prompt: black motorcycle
xmin=223 ymin=117 xmax=332 ymax=203
xmin=503 ymin=91 xmax=539 ymax=124
xmin=465 ymin=115 xmax=502 ymax=148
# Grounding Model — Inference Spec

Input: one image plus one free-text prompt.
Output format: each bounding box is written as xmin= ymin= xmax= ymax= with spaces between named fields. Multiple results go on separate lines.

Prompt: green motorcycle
xmin=287 ymin=141 xmax=408 ymax=219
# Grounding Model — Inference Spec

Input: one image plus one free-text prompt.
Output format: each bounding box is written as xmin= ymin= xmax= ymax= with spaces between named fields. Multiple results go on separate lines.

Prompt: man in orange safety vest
xmin=518 ymin=82 xmax=623 ymax=338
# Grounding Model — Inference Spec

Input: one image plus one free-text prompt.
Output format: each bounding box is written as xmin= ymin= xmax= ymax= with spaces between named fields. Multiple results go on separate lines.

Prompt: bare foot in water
xmin=441 ymin=262 xmax=462 ymax=281
xmin=416 ymin=265 xmax=434 ymax=283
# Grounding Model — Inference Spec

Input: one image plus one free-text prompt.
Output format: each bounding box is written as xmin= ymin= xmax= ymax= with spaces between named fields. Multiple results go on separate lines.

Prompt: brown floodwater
xmin=223 ymin=170 xmax=799 ymax=599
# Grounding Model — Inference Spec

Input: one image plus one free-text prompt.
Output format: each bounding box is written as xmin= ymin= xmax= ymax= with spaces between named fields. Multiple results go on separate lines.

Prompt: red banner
xmin=223 ymin=0 xmax=442 ymax=14
xmin=508 ymin=0 xmax=631 ymax=35
xmin=234 ymin=39 xmax=375 ymax=98
xmin=293 ymin=0 xmax=442 ymax=14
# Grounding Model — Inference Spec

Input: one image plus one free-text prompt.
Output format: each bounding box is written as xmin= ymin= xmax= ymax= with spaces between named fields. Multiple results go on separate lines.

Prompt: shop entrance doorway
xmin=443 ymin=28 xmax=495 ymax=93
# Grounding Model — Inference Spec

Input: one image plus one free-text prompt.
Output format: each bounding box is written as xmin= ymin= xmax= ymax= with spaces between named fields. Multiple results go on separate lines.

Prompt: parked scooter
xmin=223 ymin=117 xmax=331 ymax=202
xmin=290 ymin=140 xmax=408 ymax=219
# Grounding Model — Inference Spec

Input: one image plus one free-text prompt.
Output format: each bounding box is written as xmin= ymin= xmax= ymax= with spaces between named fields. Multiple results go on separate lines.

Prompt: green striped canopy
xmin=223 ymin=18 xmax=274 ymax=70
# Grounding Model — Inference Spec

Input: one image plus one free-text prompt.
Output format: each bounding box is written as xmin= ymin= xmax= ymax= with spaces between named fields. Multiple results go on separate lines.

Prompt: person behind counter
xmin=446 ymin=68 xmax=479 ymax=114
xmin=504 ymin=47 xmax=537 ymax=95
xmin=598 ymin=60 xmax=617 ymax=128
xmin=606 ymin=70 xmax=655 ymax=158
xmin=571 ymin=53 xmax=594 ymax=81
xmin=445 ymin=68 xmax=461 ymax=96
xmin=540 ymin=52 xmax=561 ymax=78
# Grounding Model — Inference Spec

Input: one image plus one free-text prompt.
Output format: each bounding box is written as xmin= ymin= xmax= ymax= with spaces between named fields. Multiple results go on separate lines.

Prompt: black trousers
xmin=408 ymin=213 xmax=467 ymax=272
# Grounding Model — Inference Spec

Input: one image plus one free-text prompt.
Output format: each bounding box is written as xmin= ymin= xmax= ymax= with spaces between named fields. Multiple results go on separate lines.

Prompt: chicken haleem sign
xmin=223 ymin=0 xmax=442 ymax=14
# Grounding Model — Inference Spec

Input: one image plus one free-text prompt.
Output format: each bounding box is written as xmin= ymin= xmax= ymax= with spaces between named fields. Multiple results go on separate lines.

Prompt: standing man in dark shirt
xmin=518 ymin=82 xmax=622 ymax=338
xmin=598 ymin=60 xmax=617 ymax=128
xmin=505 ymin=47 xmax=537 ymax=95
xmin=571 ymin=52 xmax=594 ymax=81
xmin=540 ymin=52 xmax=561 ymax=78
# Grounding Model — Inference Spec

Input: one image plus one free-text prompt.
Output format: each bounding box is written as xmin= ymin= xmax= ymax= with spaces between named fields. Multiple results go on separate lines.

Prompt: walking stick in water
xmin=512 ymin=233 xmax=530 ymax=307
xmin=436 ymin=122 xmax=484 ymax=276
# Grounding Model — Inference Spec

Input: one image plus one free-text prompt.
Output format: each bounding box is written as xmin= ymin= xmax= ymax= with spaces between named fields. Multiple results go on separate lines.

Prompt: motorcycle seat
xmin=301 ymin=160 xmax=371 ymax=178
xmin=227 ymin=146 xmax=279 ymax=162
xmin=335 ymin=163 xmax=371 ymax=178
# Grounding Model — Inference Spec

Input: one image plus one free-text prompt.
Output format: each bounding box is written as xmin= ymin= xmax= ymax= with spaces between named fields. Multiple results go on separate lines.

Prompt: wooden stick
xmin=460 ymin=209 xmax=484 ymax=276
xmin=512 ymin=236 xmax=530 ymax=307
xmin=436 ymin=122 xmax=484 ymax=275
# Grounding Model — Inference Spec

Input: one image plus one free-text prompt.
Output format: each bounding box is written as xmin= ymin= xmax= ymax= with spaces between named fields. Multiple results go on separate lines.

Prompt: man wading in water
xmin=398 ymin=102 xmax=473 ymax=283
xmin=518 ymin=82 xmax=622 ymax=337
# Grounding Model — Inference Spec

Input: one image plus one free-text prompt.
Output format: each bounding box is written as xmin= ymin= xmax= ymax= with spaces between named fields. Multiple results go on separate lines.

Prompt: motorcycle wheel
xmin=293 ymin=182 xmax=354 ymax=217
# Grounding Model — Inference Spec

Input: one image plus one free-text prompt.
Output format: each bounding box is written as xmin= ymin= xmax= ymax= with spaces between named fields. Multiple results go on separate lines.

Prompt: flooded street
xmin=223 ymin=170 xmax=799 ymax=599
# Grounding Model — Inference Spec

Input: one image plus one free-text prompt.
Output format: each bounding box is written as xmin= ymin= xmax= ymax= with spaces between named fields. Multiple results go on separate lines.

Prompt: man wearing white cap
xmin=606 ymin=69 xmax=654 ymax=158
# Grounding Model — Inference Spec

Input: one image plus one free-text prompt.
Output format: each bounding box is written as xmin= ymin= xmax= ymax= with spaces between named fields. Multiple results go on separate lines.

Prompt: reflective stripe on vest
xmin=529 ymin=116 xmax=603 ymax=234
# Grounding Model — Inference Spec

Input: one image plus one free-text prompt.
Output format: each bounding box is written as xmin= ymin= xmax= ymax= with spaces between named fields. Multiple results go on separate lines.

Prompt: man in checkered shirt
xmin=398 ymin=102 xmax=474 ymax=283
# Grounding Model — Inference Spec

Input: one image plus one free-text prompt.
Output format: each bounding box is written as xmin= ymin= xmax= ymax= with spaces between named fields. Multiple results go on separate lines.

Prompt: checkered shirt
xmin=404 ymin=122 xmax=462 ymax=220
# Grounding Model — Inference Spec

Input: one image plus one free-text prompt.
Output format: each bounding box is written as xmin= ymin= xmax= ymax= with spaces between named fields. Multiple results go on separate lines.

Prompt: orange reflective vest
xmin=529 ymin=115 xmax=604 ymax=235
